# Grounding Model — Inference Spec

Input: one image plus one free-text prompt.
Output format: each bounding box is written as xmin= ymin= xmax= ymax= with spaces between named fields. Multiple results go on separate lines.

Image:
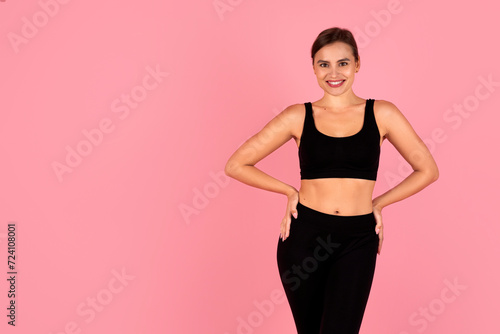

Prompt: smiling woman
xmin=224 ymin=26 xmax=439 ymax=334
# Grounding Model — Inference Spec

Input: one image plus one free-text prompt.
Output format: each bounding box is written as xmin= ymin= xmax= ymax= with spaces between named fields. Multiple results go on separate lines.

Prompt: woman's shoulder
xmin=273 ymin=103 xmax=308 ymax=138
xmin=372 ymin=99 xmax=412 ymax=137
xmin=279 ymin=102 xmax=308 ymax=120
xmin=373 ymin=99 xmax=405 ymax=118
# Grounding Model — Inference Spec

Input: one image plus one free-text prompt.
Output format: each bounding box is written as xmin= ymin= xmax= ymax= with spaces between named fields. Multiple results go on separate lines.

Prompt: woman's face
xmin=313 ymin=42 xmax=360 ymax=97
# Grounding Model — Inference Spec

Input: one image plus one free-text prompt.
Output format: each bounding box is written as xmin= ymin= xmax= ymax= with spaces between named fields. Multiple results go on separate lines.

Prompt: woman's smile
xmin=326 ymin=80 xmax=345 ymax=88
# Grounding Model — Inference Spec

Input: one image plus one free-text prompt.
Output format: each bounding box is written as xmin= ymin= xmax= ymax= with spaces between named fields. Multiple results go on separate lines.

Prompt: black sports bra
xmin=298 ymin=99 xmax=381 ymax=181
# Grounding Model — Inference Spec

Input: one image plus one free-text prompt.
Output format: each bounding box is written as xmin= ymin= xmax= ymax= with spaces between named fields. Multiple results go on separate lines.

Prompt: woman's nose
xmin=328 ymin=68 xmax=339 ymax=77
xmin=328 ymin=65 xmax=339 ymax=74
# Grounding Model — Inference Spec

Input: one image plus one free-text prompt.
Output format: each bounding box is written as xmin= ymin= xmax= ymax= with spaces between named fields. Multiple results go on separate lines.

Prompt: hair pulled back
xmin=311 ymin=27 xmax=359 ymax=65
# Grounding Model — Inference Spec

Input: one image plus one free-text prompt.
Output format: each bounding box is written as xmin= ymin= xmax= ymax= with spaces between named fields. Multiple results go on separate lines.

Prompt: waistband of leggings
xmin=295 ymin=201 xmax=375 ymax=233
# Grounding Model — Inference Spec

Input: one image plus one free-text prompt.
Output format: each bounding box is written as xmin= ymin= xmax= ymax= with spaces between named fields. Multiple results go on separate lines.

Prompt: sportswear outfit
xmin=276 ymin=99 xmax=381 ymax=334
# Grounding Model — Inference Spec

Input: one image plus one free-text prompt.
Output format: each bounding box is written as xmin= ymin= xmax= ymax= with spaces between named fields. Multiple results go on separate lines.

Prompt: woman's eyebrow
xmin=317 ymin=58 xmax=351 ymax=64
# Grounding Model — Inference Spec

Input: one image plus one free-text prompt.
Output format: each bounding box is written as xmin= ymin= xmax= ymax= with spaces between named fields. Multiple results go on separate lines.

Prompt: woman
xmin=224 ymin=27 xmax=439 ymax=334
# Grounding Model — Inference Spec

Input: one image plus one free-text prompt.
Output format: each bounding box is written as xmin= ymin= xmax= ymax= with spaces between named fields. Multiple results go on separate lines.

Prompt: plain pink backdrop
xmin=1 ymin=0 xmax=499 ymax=333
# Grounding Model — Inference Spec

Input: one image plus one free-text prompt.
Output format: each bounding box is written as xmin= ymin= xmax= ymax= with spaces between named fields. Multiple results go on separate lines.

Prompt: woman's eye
xmin=320 ymin=63 xmax=328 ymax=68
xmin=339 ymin=62 xmax=348 ymax=67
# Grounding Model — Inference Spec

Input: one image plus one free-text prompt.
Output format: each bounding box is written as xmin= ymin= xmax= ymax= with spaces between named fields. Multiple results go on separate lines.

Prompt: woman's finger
xmin=280 ymin=217 xmax=287 ymax=241
xmin=371 ymin=207 xmax=383 ymax=254
xmin=283 ymin=217 xmax=290 ymax=241
xmin=281 ymin=189 xmax=299 ymax=241
xmin=280 ymin=214 xmax=292 ymax=241
xmin=378 ymin=228 xmax=384 ymax=254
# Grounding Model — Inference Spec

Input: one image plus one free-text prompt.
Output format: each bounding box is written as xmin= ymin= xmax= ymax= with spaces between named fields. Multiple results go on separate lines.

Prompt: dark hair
xmin=311 ymin=27 xmax=359 ymax=65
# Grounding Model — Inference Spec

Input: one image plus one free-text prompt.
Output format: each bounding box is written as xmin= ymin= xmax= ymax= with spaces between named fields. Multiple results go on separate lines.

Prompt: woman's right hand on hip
xmin=280 ymin=189 xmax=299 ymax=241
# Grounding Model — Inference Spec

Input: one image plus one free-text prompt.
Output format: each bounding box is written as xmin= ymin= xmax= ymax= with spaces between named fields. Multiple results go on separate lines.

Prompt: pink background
xmin=1 ymin=0 xmax=499 ymax=333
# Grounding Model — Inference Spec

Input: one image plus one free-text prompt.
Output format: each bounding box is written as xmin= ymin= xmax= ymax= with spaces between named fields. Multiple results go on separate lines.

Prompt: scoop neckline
xmin=309 ymin=100 xmax=369 ymax=139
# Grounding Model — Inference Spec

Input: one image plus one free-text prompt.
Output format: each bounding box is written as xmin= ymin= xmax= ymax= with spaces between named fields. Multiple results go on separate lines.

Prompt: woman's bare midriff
xmin=298 ymin=178 xmax=375 ymax=216
xmin=291 ymin=100 xmax=385 ymax=216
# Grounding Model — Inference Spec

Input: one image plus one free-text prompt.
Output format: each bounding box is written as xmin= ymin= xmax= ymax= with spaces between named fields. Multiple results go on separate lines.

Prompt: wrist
xmin=284 ymin=186 xmax=298 ymax=198
xmin=372 ymin=198 xmax=385 ymax=211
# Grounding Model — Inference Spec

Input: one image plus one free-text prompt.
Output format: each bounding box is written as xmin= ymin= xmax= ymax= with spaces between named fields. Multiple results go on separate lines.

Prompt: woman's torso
xmin=291 ymin=98 xmax=386 ymax=216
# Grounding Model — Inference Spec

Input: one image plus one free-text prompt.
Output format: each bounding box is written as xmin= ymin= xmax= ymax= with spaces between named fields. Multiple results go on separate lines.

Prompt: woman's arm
xmin=224 ymin=105 xmax=300 ymax=197
xmin=372 ymin=100 xmax=439 ymax=211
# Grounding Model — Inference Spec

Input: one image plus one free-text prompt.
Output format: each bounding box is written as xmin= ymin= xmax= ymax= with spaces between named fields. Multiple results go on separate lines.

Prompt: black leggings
xmin=276 ymin=201 xmax=379 ymax=334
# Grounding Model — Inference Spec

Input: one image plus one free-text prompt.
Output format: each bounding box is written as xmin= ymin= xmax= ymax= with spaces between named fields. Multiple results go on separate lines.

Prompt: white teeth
xmin=328 ymin=80 xmax=343 ymax=85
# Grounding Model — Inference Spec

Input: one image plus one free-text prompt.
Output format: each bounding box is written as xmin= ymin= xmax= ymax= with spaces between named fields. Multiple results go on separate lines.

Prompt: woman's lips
xmin=326 ymin=80 xmax=345 ymax=88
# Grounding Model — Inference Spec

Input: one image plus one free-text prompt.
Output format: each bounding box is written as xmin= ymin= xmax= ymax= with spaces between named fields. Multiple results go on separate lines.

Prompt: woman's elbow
xmin=224 ymin=160 xmax=235 ymax=177
xmin=429 ymin=165 xmax=439 ymax=182
xmin=433 ymin=168 xmax=439 ymax=182
xmin=225 ymin=159 xmax=243 ymax=177
xmin=417 ymin=165 xmax=439 ymax=183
